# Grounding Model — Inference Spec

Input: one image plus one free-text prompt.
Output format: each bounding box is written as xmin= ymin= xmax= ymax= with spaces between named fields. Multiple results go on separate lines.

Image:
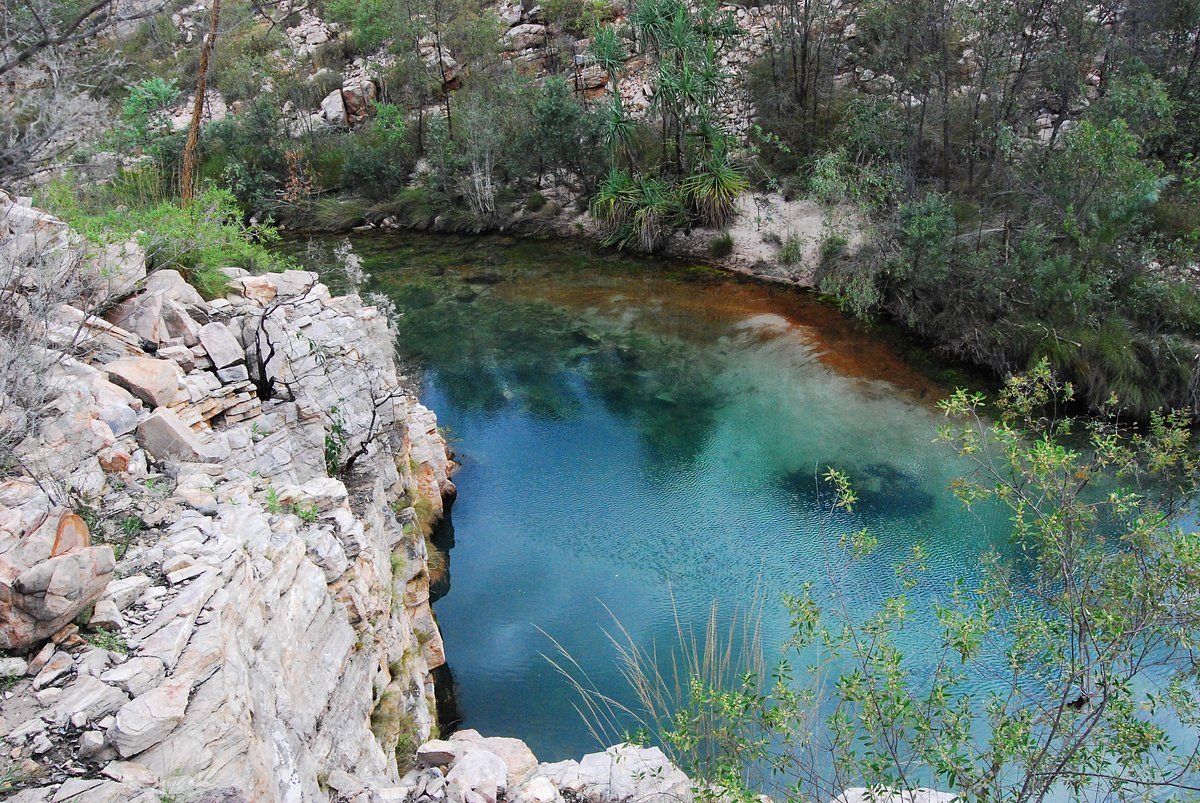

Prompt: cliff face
xmin=0 ymin=191 xmax=454 ymax=801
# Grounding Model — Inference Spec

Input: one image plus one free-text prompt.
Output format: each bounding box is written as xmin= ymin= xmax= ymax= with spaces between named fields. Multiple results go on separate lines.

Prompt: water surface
xmin=293 ymin=233 xmax=1010 ymax=763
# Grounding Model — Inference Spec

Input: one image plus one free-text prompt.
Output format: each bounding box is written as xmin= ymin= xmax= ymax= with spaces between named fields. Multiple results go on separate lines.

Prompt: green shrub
xmin=709 ymin=232 xmax=734 ymax=257
xmin=41 ymin=180 xmax=292 ymax=297
xmin=778 ymin=232 xmax=806 ymax=265
xmin=208 ymin=12 xmax=284 ymax=102
xmin=323 ymin=0 xmax=393 ymax=52
xmin=200 ymin=99 xmax=288 ymax=211
xmin=273 ymin=68 xmax=345 ymax=111
xmin=313 ymin=197 xmax=370 ymax=231
xmin=339 ymin=103 xmax=415 ymax=199
xmin=387 ymin=185 xmax=454 ymax=228
xmin=680 ymin=144 xmax=749 ymax=229
xmin=310 ymin=38 xmax=357 ymax=71
xmin=113 ymin=77 xmax=180 ymax=153
xmin=85 ymin=630 xmax=129 ymax=654
xmin=591 ymin=170 xmax=687 ymax=252
xmin=821 ymin=230 xmax=848 ymax=260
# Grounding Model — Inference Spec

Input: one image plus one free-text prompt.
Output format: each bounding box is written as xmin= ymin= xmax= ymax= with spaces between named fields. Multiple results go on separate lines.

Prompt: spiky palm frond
xmin=601 ymin=96 xmax=637 ymax=165
xmin=590 ymin=168 xmax=638 ymax=227
xmin=593 ymin=174 xmax=685 ymax=252
xmin=663 ymin=4 xmax=698 ymax=56
xmin=629 ymin=0 xmax=674 ymax=51
xmin=626 ymin=177 xmax=685 ymax=252
xmin=588 ymin=25 xmax=628 ymax=82
xmin=680 ymin=145 xmax=748 ymax=229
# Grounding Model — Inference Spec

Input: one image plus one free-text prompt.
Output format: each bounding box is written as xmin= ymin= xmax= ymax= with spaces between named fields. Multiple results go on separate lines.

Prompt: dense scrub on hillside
xmin=3 ymin=0 xmax=1199 ymax=414
xmin=745 ymin=0 xmax=1200 ymax=415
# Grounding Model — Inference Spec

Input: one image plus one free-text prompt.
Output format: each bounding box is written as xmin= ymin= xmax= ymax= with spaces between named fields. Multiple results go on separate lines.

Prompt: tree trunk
xmin=181 ymin=0 xmax=222 ymax=204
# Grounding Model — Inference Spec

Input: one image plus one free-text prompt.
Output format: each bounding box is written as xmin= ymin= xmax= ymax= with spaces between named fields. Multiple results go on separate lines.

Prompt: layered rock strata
xmin=0 ymin=191 xmax=454 ymax=801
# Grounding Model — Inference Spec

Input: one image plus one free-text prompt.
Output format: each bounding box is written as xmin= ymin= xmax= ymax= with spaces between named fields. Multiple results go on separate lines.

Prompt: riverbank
xmin=277 ymin=181 xmax=864 ymax=292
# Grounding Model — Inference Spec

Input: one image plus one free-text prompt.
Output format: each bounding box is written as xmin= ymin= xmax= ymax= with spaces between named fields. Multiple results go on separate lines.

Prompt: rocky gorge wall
xmin=0 ymin=190 xmax=454 ymax=801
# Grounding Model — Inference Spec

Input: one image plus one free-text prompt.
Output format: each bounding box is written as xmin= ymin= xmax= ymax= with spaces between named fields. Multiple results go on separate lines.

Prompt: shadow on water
xmin=429 ymin=511 xmax=456 ymax=604
xmin=781 ymin=463 xmax=937 ymax=520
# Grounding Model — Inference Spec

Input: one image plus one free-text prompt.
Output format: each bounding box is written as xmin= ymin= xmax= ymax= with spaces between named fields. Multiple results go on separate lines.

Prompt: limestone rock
xmin=90 ymin=598 xmax=126 ymax=630
xmin=0 ymin=546 xmax=116 ymax=650
xmin=451 ymin=730 xmax=539 ymax=785
xmin=512 ymin=775 xmax=563 ymax=803
xmin=103 ymin=357 xmax=180 ymax=408
xmin=26 ymin=641 xmax=56 ymax=675
xmin=215 ymin=363 xmax=250 ymax=384
xmin=0 ymin=655 xmax=29 ymax=677
xmin=105 ymin=292 xmax=166 ymax=345
xmin=49 ymin=778 xmax=158 ymax=803
xmin=418 ymin=738 xmax=460 ymax=766
xmin=539 ymin=745 xmax=693 ymax=803
xmin=321 ymin=89 xmax=348 ymax=126
xmin=91 ymin=239 xmax=147 ymax=307
xmin=136 ymin=408 xmax=228 ymax=464
xmin=111 ymin=677 xmax=192 ymax=757
xmin=144 ymin=269 xmax=206 ymax=310
xmin=101 ymin=657 xmax=165 ymax=697
xmin=77 ymin=647 xmax=119 ymax=677
xmin=162 ymin=299 xmax=204 ymax=345
xmin=0 ymin=194 xmax=463 ymax=802
xmin=198 ymin=322 xmax=245 ymax=369
xmin=79 ymin=729 xmax=112 ymax=760
xmin=4 ymin=507 xmax=89 ymax=568
xmin=158 ymin=344 xmax=196 ymax=373
xmin=342 ymin=78 xmax=377 ymax=121
xmin=51 ymin=674 xmax=130 ymax=727
xmin=101 ymin=574 xmax=152 ymax=610
xmin=504 ymin=23 xmax=546 ymax=51
xmin=102 ymin=760 xmax=159 ymax=786
xmin=447 ymin=749 xmax=508 ymax=803
xmin=98 ymin=403 xmax=139 ymax=438
xmin=31 ymin=650 xmax=73 ymax=689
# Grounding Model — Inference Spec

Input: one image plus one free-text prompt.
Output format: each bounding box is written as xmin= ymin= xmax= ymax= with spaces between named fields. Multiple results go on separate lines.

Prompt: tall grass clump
xmin=543 ymin=591 xmax=768 ymax=778
xmin=40 ymin=174 xmax=292 ymax=297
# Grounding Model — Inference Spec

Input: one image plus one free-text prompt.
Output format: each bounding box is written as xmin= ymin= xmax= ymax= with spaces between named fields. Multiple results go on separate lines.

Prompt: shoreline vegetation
xmin=9 ymin=0 xmax=1196 ymax=418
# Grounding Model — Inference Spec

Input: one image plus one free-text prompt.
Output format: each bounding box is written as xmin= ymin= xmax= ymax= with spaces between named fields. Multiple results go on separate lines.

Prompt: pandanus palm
xmin=680 ymin=141 xmax=748 ymax=229
xmin=629 ymin=0 xmax=673 ymax=53
xmin=588 ymin=26 xmax=628 ymax=85
xmin=601 ymin=96 xmax=637 ymax=169
xmin=591 ymin=171 xmax=685 ymax=252
xmin=591 ymin=168 xmax=638 ymax=228
xmin=624 ymin=176 xmax=685 ymax=252
xmin=662 ymin=3 xmax=698 ymax=60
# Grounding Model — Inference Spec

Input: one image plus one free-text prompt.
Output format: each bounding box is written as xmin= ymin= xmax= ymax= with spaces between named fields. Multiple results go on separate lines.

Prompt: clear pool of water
xmin=291 ymin=233 xmax=1011 ymax=764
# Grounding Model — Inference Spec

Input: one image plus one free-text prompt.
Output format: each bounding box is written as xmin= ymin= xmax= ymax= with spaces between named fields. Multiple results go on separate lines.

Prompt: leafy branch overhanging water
xmin=551 ymin=360 xmax=1200 ymax=803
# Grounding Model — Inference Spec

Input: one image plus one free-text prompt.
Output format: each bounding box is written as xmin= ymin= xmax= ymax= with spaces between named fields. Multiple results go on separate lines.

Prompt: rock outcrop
xmin=409 ymin=733 xmax=957 ymax=803
xmin=0 ymin=192 xmax=455 ymax=800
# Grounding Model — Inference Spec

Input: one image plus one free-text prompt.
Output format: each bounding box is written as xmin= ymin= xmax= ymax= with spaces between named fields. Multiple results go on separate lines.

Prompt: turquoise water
xmin=291 ymin=233 xmax=1012 ymax=763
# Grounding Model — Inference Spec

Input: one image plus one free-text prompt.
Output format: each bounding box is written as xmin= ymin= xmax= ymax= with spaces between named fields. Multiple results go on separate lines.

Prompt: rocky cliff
xmin=0 ymin=190 xmax=454 ymax=801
